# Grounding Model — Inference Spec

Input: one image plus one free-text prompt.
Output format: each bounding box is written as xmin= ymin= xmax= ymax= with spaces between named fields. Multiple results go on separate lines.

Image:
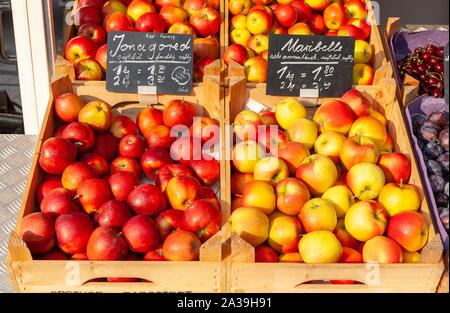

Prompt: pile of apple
xmin=224 ymin=0 xmax=375 ymax=85
xmin=64 ymin=0 xmax=221 ymax=81
xmin=230 ymin=89 xmax=428 ymax=270
xmin=17 ymin=92 xmax=222 ymax=276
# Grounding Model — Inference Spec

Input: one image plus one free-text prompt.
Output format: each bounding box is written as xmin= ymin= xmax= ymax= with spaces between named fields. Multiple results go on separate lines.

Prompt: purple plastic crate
xmin=405 ymin=95 xmax=449 ymax=251
xmin=389 ymin=28 xmax=449 ymax=85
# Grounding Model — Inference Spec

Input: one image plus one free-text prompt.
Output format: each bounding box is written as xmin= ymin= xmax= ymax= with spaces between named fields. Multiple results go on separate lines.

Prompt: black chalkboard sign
xmin=266 ymin=34 xmax=355 ymax=97
xmin=106 ymin=32 xmax=194 ymax=95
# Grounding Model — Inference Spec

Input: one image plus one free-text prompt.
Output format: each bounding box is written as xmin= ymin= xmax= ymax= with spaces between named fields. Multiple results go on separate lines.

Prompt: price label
xmin=266 ymin=34 xmax=355 ymax=97
xmin=106 ymin=32 xmax=193 ymax=94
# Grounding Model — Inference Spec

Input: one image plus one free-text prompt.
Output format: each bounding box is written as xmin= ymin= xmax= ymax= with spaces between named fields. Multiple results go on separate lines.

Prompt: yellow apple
xmin=268 ymin=213 xmax=302 ymax=253
xmin=345 ymin=200 xmax=388 ymax=242
xmin=369 ymin=109 xmax=387 ymax=128
xmin=314 ymin=131 xmax=346 ymax=163
xmin=299 ymin=198 xmax=337 ymax=233
xmin=276 ymin=177 xmax=311 ymax=216
xmin=230 ymin=28 xmax=252 ymax=46
xmin=353 ymin=63 xmax=375 ymax=85
xmin=287 ymin=118 xmax=318 ymax=150
xmin=275 ymin=98 xmax=307 ymax=130
xmin=298 ymin=231 xmax=343 ymax=263
xmin=246 ymin=34 xmax=269 ymax=55
xmin=230 ymin=207 xmax=269 ymax=246
xmin=232 ymin=140 xmax=265 ymax=173
xmin=346 ymin=163 xmax=385 ymax=200
xmin=348 ymin=116 xmax=387 ymax=150
xmin=78 ymin=100 xmax=113 ymax=132
xmin=296 ymin=154 xmax=338 ymax=195
xmin=378 ymin=183 xmax=421 ymax=216
xmin=403 ymin=251 xmax=420 ymax=263
xmin=354 ymin=40 xmax=373 ymax=64
xmin=231 ymin=14 xmax=247 ymax=29
xmin=322 ymin=185 xmax=355 ymax=218
xmin=279 ymin=252 xmax=303 ymax=263
xmin=254 ymin=157 xmax=289 ymax=185
xmin=362 ymin=236 xmax=403 ymax=263
xmin=241 ymin=180 xmax=276 ymax=215
xmin=246 ymin=9 xmax=272 ymax=35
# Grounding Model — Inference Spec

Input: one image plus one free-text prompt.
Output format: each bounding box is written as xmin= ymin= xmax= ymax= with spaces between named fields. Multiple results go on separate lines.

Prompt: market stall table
xmin=0 ymin=134 xmax=37 ymax=293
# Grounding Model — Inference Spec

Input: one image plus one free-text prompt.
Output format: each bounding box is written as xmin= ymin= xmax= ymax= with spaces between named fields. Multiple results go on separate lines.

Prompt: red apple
xmin=123 ymin=215 xmax=160 ymax=253
xmin=155 ymin=209 xmax=185 ymax=238
xmin=187 ymin=158 xmax=220 ymax=186
xmin=155 ymin=164 xmax=193 ymax=192
xmin=362 ymin=236 xmax=403 ymax=264
xmin=347 ymin=18 xmax=371 ymax=40
xmin=54 ymin=92 xmax=85 ymax=123
xmin=95 ymin=44 xmax=107 ymax=72
xmin=94 ymin=199 xmax=132 ymax=229
xmin=39 ymin=137 xmax=77 ymax=175
xmin=313 ymin=100 xmax=355 ymax=134
xmin=118 ymin=134 xmax=146 ymax=159
xmin=78 ymin=23 xmax=106 ymax=46
xmin=274 ymin=5 xmax=297 ymax=28
xmin=387 ymin=211 xmax=428 ymax=252
xmin=80 ymin=152 xmax=109 ymax=176
xmin=159 ymin=5 xmax=188 ymax=29
xmin=127 ymin=184 xmax=167 ymax=216
xmin=166 ymin=175 xmax=201 ymax=211
xmin=193 ymin=57 xmax=215 ymax=82
xmin=92 ymin=133 xmax=117 ymax=161
xmin=338 ymin=24 xmax=365 ymax=39
xmin=18 ymin=212 xmax=55 ymax=254
xmin=55 ymin=212 xmax=94 ymax=254
xmin=255 ymin=244 xmax=278 ymax=262
xmin=143 ymin=246 xmax=166 ymax=261
xmin=77 ymin=178 xmax=112 ymax=214
xmin=86 ymin=226 xmax=128 ymax=260
xmin=62 ymin=121 xmax=95 ymax=152
xmin=108 ymin=171 xmax=139 ymax=201
xmin=110 ymin=156 xmax=141 ymax=177
xmin=61 ymin=162 xmax=98 ymax=192
xmin=64 ymin=35 xmax=98 ymax=63
xmin=110 ymin=115 xmax=138 ymax=139
xmin=35 ymin=177 xmax=63 ymax=205
xmin=222 ymin=44 xmax=249 ymax=65
xmin=54 ymin=125 xmax=68 ymax=138
xmin=259 ymin=111 xmax=278 ymax=126
xmin=189 ymin=7 xmax=220 ymax=37
xmin=340 ymin=89 xmax=372 ymax=117
xmin=170 ymin=136 xmax=203 ymax=164
xmin=74 ymin=58 xmax=103 ymax=80
xmin=194 ymin=37 xmax=220 ymax=59
xmin=104 ymin=12 xmax=134 ymax=32
xmin=141 ymin=148 xmax=173 ymax=180
xmin=323 ymin=2 xmax=347 ymax=30
xmin=189 ymin=116 xmax=219 ymax=144
xmin=344 ymin=0 xmax=367 ymax=20
xmin=183 ymin=199 xmax=221 ymax=242
xmin=197 ymin=186 xmax=220 ymax=210
xmin=378 ymin=152 xmax=412 ymax=184
xmin=136 ymin=107 xmax=163 ymax=136
xmin=163 ymin=100 xmax=196 ymax=127
xmin=291 ymin=0 xmax=312 ymax=22
xmin=308 ymin=13 xmax=326 ymax=34
xmin=73 ymin=5 xmax=102 ymax=27
xmin=144 ymin=125 xmax=175 ymax=150
xmin=126 ymin=0 xmax=157 ymax=23
xmin=162 ymin=229 xmax=201 ymax=261
xmin=135 ymin=12 xmax=165 ymax=32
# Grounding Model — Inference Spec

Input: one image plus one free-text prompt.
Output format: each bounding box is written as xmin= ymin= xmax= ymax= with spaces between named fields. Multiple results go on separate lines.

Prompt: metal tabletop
xmin=0 ymin=134 xmax=37 ymax=293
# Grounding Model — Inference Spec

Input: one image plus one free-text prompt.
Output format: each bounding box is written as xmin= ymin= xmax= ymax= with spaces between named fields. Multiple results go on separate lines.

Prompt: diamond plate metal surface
xmin=0 ymin=135 xmax=37 ymax=293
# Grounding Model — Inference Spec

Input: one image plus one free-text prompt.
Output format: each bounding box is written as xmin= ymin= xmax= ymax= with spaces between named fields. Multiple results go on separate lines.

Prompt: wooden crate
xmin=7 ymin=61 xmax=228 ymax=293
xmin=384 ymin=17 xmax=449 ymax=107
xmin=223 ymin=0 xmax=392 ymax=86
xmin=60 ymin=0 xmax=227 ymax=84
xmin=223 ymin=65 xmax=445 ymax=292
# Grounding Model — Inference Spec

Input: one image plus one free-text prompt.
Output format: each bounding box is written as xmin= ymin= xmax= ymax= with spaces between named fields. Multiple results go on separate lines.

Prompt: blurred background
xmin=0 ymin=0 xmax=449 ymax=134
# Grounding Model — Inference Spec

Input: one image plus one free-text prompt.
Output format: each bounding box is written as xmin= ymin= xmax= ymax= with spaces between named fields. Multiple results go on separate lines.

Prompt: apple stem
xmin=73 ymin=194 xmax=80 ymax=201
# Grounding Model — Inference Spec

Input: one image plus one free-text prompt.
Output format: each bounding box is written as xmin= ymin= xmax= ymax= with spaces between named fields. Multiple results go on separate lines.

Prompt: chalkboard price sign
xmin=266 ymin=34 xmax=355 ymax=97
xmin=106 ymin=32 xmax=194 ymax=95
